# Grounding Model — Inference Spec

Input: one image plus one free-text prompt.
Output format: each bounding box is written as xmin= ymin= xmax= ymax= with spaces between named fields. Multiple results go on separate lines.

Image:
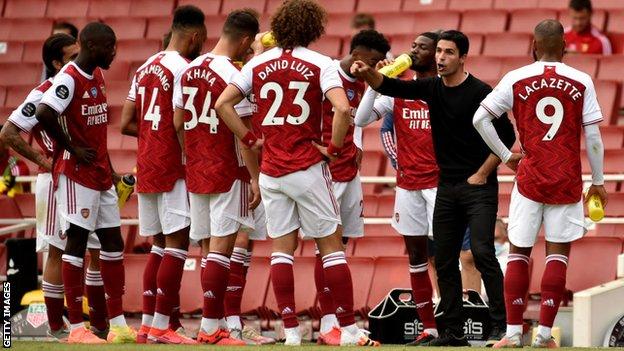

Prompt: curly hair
xmin=271 ymin=0 xmax=327 ymax=49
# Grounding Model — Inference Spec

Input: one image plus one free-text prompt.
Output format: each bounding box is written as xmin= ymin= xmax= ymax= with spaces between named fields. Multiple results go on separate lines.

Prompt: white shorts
xmin=508 ymin=184 xmax=586 ymax=248
xmin=333 ymin=176 xmax=364 ymax=238
xmin=246 ymin=202 xmax=267 ymax=241
xmin=189 ymin=180 xmax=255 ymax=241
xmin=259 ymin=162 xmax=341 ymax=239
xmin=55 ymin=174 xmax=121 ymax=233
xmin=36 ymin=173 xmax=100 ymax=252
xmin=392 ymin=186 xmax=437 ymax=237
xmin=138 ymin=179 xmax=191 ymax=236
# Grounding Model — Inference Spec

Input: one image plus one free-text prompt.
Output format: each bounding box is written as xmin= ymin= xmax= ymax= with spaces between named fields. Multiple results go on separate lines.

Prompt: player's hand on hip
xmin=312 ymin=141 xmax=338 ymax=162
xmin=249 ymin=136 xmax=264 ymax=152
xmin=505 ymin=153 xmax=523 ymax=173
xmin=73 ymin=146 xmax=96 ymax=165
xmin=467 ymin=172 xmax=487 ymax=185
xmin=586 ymin=184 xmax=608 ymax=207
xmin=249 ymin=178 xmax=262 ymax=210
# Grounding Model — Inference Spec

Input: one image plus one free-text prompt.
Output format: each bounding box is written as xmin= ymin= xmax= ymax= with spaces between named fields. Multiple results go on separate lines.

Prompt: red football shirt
xmin=174 ymin=53 xmax=253 ymax=194
xmin=231 ymin=47 xmax=343 ymax=177
xmin=128 ymin=51 xmax=189 ymax=193
xmin=373 ymin=80 xmax=439 ymax=191
xmin=481 ymin=61 xmax=603 ymax=204
xmin=564 ymin=26 xmax=612 ymax=55
xmin=321 ymin=61 xmax=364 ymax=182
xmin=40 ymin=62 xmax=112 ymax=191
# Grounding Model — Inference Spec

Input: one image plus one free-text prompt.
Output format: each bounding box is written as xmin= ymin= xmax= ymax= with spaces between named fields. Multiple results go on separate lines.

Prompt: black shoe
xmin=406 ymin=331 xmax=437 ymax=346
xmin=423 ymin=331 xmax=470 ymax=347
xmin=485 ymin=324 xmax=506 ymax=347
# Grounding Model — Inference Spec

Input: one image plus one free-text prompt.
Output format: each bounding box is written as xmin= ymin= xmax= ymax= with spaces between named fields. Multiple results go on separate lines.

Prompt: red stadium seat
xmin=21 ymin=41 xmax=46 ymax=64
xmin=604 ymin=193 xmax=624 ymax=217
xmin=562 ymin=55 xmax=599 ymax=77
xmin=498 ymin=193 xmax=511 ymax=217
xmin=346 ymin=257 xmax=375 ymax=314
xmin=178 ymin=0 xmax=221 ymax=15
xmin=604 ymin=149 xmax=624 ymax=174
xmin=0 ymin=22 xmax=11 ymax=41
xmin=367 ymin=256 xmax=410 ymax=308
xmin=358 ymin=0 xmax=401 ymax=13
xmin=325 ymin=14 xmax=353 ymax=36
xmin=0 ymin=87 xmax=6 ymax=107
xmin=106 ymin=80 xmax=132 ymax=107
xmin=46 ymin=0 xmax=89 ymax=18
xmin=448 ymin=0 xmax=493 ymax=10
xmin=537 ymin=0 xmax=569 ymax=9
xmin=500 ymin=55 xmax=533 ymax=74
xmin=592 ymin=0 xmax=624 ymax=10
xmin=179 ymin=255 xmax=203 ymax=313
xmin=0 ymin=41 xmax=24 ymax=64
xmin=597 ymin=56 xmax=624 ymax=82
xmin=607 ymin=11 xmax=624 ymax=33
xmin=104 ymin=18 xmax=147 ymax=41
xmin=467 ymin=33 xmax=484 ymax=55
xmin=376 ymin=194 xmax=394 ymax=217
xmin=363 ymin=194 xmax=378 ymax=218
xmin=508 ymin=9 xmax=559 ymax=34
xmin=203 ymin=15 xmax=228 ymax=39
xmin=567 ymin=237 xmax=623 ymax=292
xmin=109 ymin=149 xmax=137 ymax=174
xmin=483 ymin=33 xmax=532 ymax=57
xmin=390 ymin=34 xmax=416 ymax=54
xmin=146 ymin=17 xmax=171 ymax=40
xmin=361 ymin=150 xmax=385 ymax=177
xmin=221 ymin=0 xmax=266 ymax=15
xmin=412 ymin=11 xmax=460 ymax=34
xmin=88 ymin=0 xmax=131 ymax=17
xmin=494 ymin=0 xmax=538 ymax=9
xmin=129 ymin=0 xmax=174 ymax=17
xmin=559 ymin=9 xmax=607 ymax=31
xmin=107 ymin=105 xmax=124 ymax=127
xmin=375 ymin=13 xmax=418 ymax=36
xmin=54 ymin=17 xmax=94 ymax=32
xmin=106 ymin=60 xmax=131 ymax=81
xmin=122 ymin=254 xmax=145 ymax=313
xmin=0 ymin=63 xmax=41 ymax=86
xmin=4 ymin=0 xmax=47 ymax=18
xmin=363 ymin=224 xmax=395 ymax=237
xmin=607 ymin=34 xmax=624 ymax=55
xmin=461 ymin=10 xmax=508 ymax=34
xmin=13 ymin=193 xmax=35 ymax=218
xmin=108 ymin=127 xmax=124 ymax=150
xmin=363 ymin=126 xmax=384 ymax=153
xmin=7 ymin=18 xmax=54 ymax=42
xmin=5 ymin=85 xmax=33 ymax=109
xmin=595 ymin=224 xmax=624 ymax=237
xmin=241 ymin=257 xmax=271 ymax=315
xmin=264 ymin=256 xmax=317 ymax=316
xmin=353 ymin=237 xmax=405 ymax=257
xmin=466 ymin=56 xmax=502 ymax=81
xmin=308 ymin=35 xmax=342 ymax=58
xmin=594 ymin=80 xmax=620 ymax=125
xmin=115 ymin=39 xmax=160 ymax=62
xmin=402 ymin=0 xmax=448 ymax=11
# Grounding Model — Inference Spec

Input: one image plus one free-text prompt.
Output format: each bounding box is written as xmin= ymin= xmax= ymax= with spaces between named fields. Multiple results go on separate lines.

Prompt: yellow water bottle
xmin=378 ymin=53 xmax=413 ymax=78
xmin=587 ymin=194 xmax=604 ymax=222
xmin=116 ymin=174 xmax=136 ymax=209
xmin=261 ymin=32 xmax=276 ymax=48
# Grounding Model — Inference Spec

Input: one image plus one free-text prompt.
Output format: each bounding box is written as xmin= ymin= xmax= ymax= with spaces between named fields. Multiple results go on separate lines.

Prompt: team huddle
xmin=0 ymin=0 xmax=608 ymax=347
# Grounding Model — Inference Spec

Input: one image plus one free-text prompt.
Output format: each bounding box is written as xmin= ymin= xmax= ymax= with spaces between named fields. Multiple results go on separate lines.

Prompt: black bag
xmin=368 ymin=288 xmax=492 ymax=345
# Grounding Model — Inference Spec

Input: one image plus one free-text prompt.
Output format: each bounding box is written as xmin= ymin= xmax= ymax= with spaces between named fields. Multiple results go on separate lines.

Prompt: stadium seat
xmin=221 ymin=0 xmax=265 ymax=15
xmin=108 ymin=149 xmax=137 ymax=174
xmin=607 ymin=34 xmax=624 ymax=54
xmin=178 ymin=0 xmax=221 ymax=16
xmin=179 ymin=255 xmax=203 ymax=313
xmin=106 ymin=80 xmax=132 ymax=107
xmin=367 ymin=256 xmax=410 ymax=309
xmin=500 ymin=55 xmax=533 ymax=75
xmin=203 ymin=15 xmax=228 ymax=39
xmin=21 ymin=41 xmax=46 ymax=64
xmin=389 ymin=34 xmax=415 ymax=54
xmin=241 ymin=257 xmax=271 ymax=315
xmin=483 ymin=33 xmax=532 ymax=56
xmin=103 ymin=17 xmax=147 ymax=40
xmin=13 ymin=193 xmax=35 ymax=218
xmin=363 ymin=194 xmax=378 ymax=218
xmin=7 ymin=18 xmax=53 ymax=41
xmin=412 ymin=11 xmax=460 ymax=34
xmin=361 ymin=151 xmax=386 ymax=194
xmin=375 ymin=13 xmax=418 ymax=36
xmin=494 ymin=0 xmax=538 ymax=9
xmin=567 ymin=237 xmax=623 ymax=292
xmin=604 ymin=193 xmax=624 ymax=217
xmin=107 ymin=105 xmax=124 ymax=127
xmin=129 ymin=0 xmax=174 ymax=17
xmin=146 ymin=17 xmax=171 ymax=40
xmin=357 ymin=0 xmax=401 ymax=13
xmin=448 ymin=0 xmax=493 ymax=11
xmin=537 ymin=0 xmax=569 ymax=9
xmin=0 ymin=87 xmax=5 ymax=106
xmin=363 ymin=224 xmax=395 ymax=237
xmin=594 ymin=80 xmax=620 ymax=125
xmin=363 ymin=126 xmax=384 ymax=153
xmin=376 ymin=194 xmax=394 ymax=217
xmin=3 ymin=0 xmax=47 ymax=18
xmin=0 ymin=41 xmax=24 ymax=64
xmin=498 ymin=193 xmax=511 ymax=217
xmin=346 ymin=257 xmax=375 ymax=314
xmin=5 ymin=85 xmax=33 ymax=109
xmin=108 ymin=127 xmax=124 ymax=150
xmin=325 ymin=14 xmax=352 ymax=37
xmin=402 ymin=0 xmax=448 ymax=11
xmin=121 ymin=254 xmax=145 ymax=313
xmin=461 ymin=10 xmax=508 ymax=34
xmin=264 ymin=256 xmax=317 ymax=316
xmin=115 ymin=39 xmax=160 ymax=63
xmin=466 ymin=56 xmax=502 ymax=81
xmin=308 ymin=35 xmax=342 ymax=58
xmin=0 ymin=63 xmax=41 ymax=86
xmin=592 ymin=0 xmax=624 ymax=10
xmin=562 ymin=55 xmax=599 ymax=77
xmin=595 ymin=224 xmax=624 ymax=237
xmin=508 ymin=9 xmax=559 ymax=34
xmin=597 ymin=56 xmax=624 ymax=82
xmin=106 ymin=60 xmax=131 ymax=81
xmin=88 ymin=0 xmax=131 ymax=17
xmin=46 ymin=0 xmax=89 ymax=18
xmin=559 ymin=9 xmax=607 ymax=32
xmin=353 ymin=237 xmax=405 ymax=257
xmin=604 ymin=150 xmax=624 ymax=174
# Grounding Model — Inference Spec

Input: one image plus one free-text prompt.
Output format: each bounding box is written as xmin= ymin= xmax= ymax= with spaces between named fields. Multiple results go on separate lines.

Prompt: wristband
xmin=241 ymin=131 xmax=258 ymax=148
xmin=327 ymin=142 xmax=342 ymax=157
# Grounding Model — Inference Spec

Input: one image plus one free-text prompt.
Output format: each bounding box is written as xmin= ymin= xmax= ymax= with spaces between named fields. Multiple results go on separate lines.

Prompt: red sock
xmin=42 ymin=281 xmax=65 ymax=331
xmin=169 ymin=295 xmax=182 ymax=331
xmin=539 ymin=255 xmax=568 ymax=328
xmin=99 ymin=251 xmax=125 ymax=319
xmin=225 ymin=248 xmax=247 ymax=317
xmin=322 ymin=252 xmax=355 ymax=327
xmin=504 ymin=254 xmax=530 ymax=326
xmin=143 ymin=246 xmax=163 ymax=319
xmin=85 ymin=269 xmax=108 ymax=330
xmin=201 ymin=253 xmax=231 ymax=319
xmin=155 ymin=248 xmax=187 ymax=321
xmin=61 ymin=255 xmax=85 ymax=325
xmin=409 ymin=263 xmax=436 ymax=330
xmin=270 ymin=253 xmax=298 ymax=328
xmin=315 ymin=254 xmax=334 ymax=316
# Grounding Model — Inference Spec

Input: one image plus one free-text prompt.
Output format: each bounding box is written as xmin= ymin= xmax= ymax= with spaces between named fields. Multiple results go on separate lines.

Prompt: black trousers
xmin=432 ymin=180 xmax=506 ymax=336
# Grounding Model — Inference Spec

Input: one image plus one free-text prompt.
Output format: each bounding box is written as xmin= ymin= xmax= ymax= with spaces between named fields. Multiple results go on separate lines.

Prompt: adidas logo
xmin=82 ymin=91 xmax=89 ymax=99
xmin=156 ymin=288 xmax=164 ymax=296
xmin=204 ymin=290 xmax=215 ymax=299
xmin=75 ymin=296 xmax=83 ymax=303
xmin=336 ymin=306 xmax=345 ymax=314
xmin=323 ymin=287 xmax=331 ymax=293
xmin=415 ymin=301 xmax=430 ymax=309
xmin=143 ymin=290 xmax=155 ymax=297
xmin=282 ymin=307 xmax=293 ymax=314
xmin=512 ymin=298 xmax=524 ymax=305
xmin=104 ymin=293 xmax=109 ymax=299
xmin=542 ymin=299 xmax=556 ymax=308
xmin=226 ymin=286 xmax=242 ymax=292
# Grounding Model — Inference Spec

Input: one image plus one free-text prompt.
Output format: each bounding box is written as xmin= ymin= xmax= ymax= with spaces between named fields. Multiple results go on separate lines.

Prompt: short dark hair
xmin=52 ymin=21 xmax=79 ymax=39
xmin=351 ymin=13 xmax=375 ymax=29
xmin=172 ymin=5 xmax=205 ymax=31
xmin=569 ymin=0 xmax=592 ymax=12
xmin=349 ymin=29 xmax=390 ymax=55
xmin=420 ymin=31 xmax=440 ymax=45
xmin=223 ymin=9 xmax=260 ymax=39
xmin=79 ymin=22 xmax=116 ymax=47
xmin=42 ymin=33 xmax=76 ymax=74
xmin=439 ymin=30 xmax=469 ymax=56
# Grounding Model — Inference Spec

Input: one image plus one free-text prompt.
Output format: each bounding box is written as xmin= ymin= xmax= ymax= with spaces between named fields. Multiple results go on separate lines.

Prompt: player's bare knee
xmin=87 ymin=249 xmax=100 ymax=270
xmin=165 ymin=228 xmax=191 ymax=250
xmin=153 ymin=233 xmax=166 ymax=248
xmin=96 ymin=227 xmax=124 ymax=252
xmin=272 ymin=232 xmax=298 ymax=256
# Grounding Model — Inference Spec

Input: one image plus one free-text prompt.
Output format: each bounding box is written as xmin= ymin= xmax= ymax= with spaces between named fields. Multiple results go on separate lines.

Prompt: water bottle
xmin=116 ymin=174 xmax=136 ymax=209
xmin=587 ymin=194 xmax=604 ymax=222
xmin=378 ymin=53 xmax=413 ymax=78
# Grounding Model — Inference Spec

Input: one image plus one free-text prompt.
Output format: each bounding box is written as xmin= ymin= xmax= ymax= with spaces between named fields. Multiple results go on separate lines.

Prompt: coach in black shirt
xmin=352 ymin=30 xmax=515 ymax=346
